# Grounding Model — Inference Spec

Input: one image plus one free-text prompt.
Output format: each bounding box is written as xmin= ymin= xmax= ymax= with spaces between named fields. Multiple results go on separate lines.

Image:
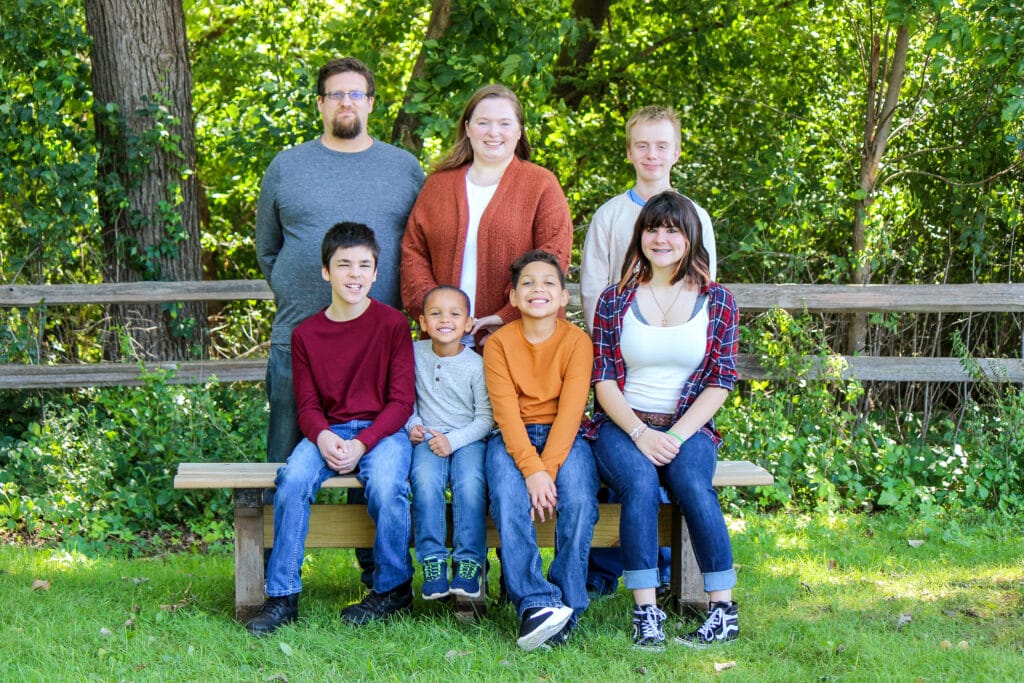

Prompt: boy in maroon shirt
xmin=246 ymin=222 xmax=416 ymax=635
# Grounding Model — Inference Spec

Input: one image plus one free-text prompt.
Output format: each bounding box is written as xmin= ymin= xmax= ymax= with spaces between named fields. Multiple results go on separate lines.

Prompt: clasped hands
xmin=524 ymin=471 xmax=558 ymax=522
xmin=316 ymin=429 xmax=366 ymax=474
xmin=635 ymin=427 xmax=683 ymax=466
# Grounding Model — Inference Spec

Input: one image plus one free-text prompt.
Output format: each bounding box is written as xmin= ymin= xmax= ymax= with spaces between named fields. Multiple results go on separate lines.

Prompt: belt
xmin=633 ymin=409 xmax=675 ymax=428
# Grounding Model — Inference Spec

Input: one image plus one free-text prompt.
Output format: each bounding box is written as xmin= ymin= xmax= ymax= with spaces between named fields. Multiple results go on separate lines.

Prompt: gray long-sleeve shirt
xmin=256 ymin=138 xmax=424 ymax=345
xmin=405 ymin=340 xmax=493 ymax=453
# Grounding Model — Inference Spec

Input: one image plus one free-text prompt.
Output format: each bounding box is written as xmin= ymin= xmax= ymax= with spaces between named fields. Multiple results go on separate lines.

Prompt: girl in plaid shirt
xmin=583 ymin=190 xmax=740 ymax=650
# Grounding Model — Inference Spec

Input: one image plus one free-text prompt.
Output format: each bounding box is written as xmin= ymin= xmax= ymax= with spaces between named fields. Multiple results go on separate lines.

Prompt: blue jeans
xmin=587 ymin=485 xmax=672 ymax=592
xmin=485 ymin=425 xmax=599 ymax=619
xmin=266 ymin=344 xmax=373 ymax=584
xmin=265 ymin=420 xmax=413 ymax=596
xmin=592 ymin=422 xmax=735 ymax=593
xmin=411 ymin=439 xmax=487 ymax=564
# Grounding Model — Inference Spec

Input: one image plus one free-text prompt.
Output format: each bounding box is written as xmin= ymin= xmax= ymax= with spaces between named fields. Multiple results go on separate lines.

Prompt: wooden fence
xmin=2 ymin=280 xmax=1023 ymax=389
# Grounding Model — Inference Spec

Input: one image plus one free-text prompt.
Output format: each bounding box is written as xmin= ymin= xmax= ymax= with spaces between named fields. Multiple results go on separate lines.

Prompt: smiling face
xmin=419 ymin=288 xmax=473 ymax=351
xmin=641 ymin=224 xmax=689 ymax=273
xmin=465 ymin=96 xmax=522 ymax=167
xmin=626 ymin=119 xmax=681 ymax=185
xmin=510 ymin=260 xmax=569 ymax=320
xmin=317 ymin=71 xmax=374 ymax=142
xmin=322 ymin=244 xmax=377 ymax=308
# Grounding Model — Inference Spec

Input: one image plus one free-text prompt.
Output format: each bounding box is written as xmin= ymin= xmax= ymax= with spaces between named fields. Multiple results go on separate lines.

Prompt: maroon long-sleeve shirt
xmin=291 ymin=299 xmax=415 ymax=451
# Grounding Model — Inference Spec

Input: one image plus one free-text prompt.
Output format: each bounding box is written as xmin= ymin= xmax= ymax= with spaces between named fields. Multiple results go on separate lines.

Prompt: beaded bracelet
xmin=628 ymin=423 xmax=647 ymax=442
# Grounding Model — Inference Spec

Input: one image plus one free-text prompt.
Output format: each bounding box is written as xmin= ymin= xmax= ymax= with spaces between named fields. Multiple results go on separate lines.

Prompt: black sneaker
xmin=631 ymin=603 xmax=666 ymax=651
xmin=543 ymin=621 xmax=574 ymax=649
xmin=340 ymin=583 xmax=413 ymax=626
xmin=517 ymin=605 xmax=574 ymax=651
xmin=245 ymin=593 xmax=299 ymax=636
xmin=675 ymin=600 xmax=739 ymax=648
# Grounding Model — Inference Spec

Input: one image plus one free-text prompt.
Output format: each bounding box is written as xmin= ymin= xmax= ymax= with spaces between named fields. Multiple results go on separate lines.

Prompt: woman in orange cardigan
xmin=401 ymin=84 xmax=573 ymax=346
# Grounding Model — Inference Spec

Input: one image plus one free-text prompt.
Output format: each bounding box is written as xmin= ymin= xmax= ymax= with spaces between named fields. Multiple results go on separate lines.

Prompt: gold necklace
xmin=648 ymin=283 xmax=685 ymax=326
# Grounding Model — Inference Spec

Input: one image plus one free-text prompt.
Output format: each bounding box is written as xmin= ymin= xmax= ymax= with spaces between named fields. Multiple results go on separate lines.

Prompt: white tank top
xmin=621 ymin=298 xmax=709 ymax=413
xmin=459 ymin=177 xmax=499 ymax=316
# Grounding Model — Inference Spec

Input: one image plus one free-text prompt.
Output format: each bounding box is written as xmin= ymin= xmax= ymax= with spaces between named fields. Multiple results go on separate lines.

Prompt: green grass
xmin=1 ymin=511 xmax=1021 ymax=682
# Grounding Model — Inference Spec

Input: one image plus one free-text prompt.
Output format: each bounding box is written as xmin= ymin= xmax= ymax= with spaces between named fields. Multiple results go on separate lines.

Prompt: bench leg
xmin=668 ymin=505 xmax=706 ymax=617
xmin=234 ymin=488 xmax=265 ymax=621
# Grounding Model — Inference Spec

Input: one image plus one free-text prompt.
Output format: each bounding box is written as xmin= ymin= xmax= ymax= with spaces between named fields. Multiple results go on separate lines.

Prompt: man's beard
xmin=332 ymin=114 xmax=362 ymax=139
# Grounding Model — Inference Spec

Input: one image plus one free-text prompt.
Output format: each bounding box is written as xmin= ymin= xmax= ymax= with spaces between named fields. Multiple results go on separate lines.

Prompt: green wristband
xmin=665 ymin=430 xmax=685 ymax=444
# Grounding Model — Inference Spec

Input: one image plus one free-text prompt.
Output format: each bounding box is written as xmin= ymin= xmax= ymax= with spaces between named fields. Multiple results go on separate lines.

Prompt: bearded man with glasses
xmin=255 ymin=57 xmax=425 ymax=615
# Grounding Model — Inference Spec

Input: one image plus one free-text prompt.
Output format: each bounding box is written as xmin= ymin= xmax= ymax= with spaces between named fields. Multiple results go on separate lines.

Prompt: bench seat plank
xmin=174 ymin=460 xmax=772 ymax=490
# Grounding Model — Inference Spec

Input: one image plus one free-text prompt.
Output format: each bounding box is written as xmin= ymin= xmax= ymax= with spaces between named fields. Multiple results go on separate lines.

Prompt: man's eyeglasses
xmin=322 ymin=90 xmax=370 ymax=102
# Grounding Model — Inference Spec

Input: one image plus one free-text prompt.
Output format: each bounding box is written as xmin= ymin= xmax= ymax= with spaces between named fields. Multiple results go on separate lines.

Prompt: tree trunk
xmin=551 ymin=0 xmax=613 ymax=108
xmin=391 ymin=0 xmax=454 ymax=152
xmin=846 ymin=24 xmax=910 ymax=355
xmin=86 ymin=0 xmax=206 ymax=361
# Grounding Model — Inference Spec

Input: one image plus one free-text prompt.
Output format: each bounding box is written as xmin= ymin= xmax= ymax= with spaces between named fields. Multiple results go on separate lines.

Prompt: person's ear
xmin=322 ymin=265 xmax=330 ymax=282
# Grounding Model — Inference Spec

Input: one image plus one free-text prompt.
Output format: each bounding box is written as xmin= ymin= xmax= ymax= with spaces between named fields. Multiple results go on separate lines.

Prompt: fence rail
xmin=3 ymin=280 xmax=1023 ymax=389
xmin=5 ymin=280 xmax=1024 ymax=312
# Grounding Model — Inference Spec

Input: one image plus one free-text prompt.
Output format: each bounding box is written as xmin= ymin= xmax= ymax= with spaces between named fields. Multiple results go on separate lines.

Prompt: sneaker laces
xmin=456 ymin=560 xmax=481 ymax=580
xmin=423 ymin=561 xmax=444 ymax=582
xmin=634 ymin=605 xmax=665 ymax=641
xmin=695 ymin=605 xmax=726 ymax=641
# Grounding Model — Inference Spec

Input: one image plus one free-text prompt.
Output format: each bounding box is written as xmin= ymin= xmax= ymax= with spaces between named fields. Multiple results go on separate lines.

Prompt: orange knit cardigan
xmin=400 ymin=157 xmax=573 ymax=323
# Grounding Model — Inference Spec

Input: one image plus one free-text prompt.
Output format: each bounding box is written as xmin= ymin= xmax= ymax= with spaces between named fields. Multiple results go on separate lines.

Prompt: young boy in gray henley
xmin=406 ymin=286 xmax=493 ymax=602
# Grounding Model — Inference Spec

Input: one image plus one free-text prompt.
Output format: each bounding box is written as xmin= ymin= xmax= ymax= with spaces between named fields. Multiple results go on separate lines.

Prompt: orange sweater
xmin=483 ymin=319 xmax=594 ymax=479
xmin=400 ymin=157 xmax=572 ymax=322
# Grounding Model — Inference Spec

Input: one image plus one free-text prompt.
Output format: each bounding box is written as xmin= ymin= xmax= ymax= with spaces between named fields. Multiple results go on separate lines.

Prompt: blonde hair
xmin=625 ymin=106 xmax=681 ymax=148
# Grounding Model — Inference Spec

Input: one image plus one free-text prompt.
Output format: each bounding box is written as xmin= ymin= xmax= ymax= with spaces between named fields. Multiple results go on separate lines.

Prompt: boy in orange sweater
xmin=483 ymin=250 xmax=598 ymax=651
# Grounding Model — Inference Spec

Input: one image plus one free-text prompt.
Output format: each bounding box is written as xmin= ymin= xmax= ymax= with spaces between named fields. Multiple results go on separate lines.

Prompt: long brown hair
xmin=433 ymin=84 xmax=532 ymax=171
xmin=617 ymin=190 xmax=712 ymax=291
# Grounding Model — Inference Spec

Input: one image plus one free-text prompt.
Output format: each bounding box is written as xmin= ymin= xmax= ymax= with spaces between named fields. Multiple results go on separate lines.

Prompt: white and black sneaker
xmin=675 ymin=600 xmax=739 ymax=648
xmin=517 ymin=605 xmax=574 ymax=651
xmin=632 ymin=603 xmax=667 ymax=651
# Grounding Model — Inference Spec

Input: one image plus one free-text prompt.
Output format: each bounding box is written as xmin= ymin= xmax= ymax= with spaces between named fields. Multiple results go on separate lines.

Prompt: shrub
xmin=718 ymin=309 xmax=1024 ymax=515
xmin=0 ymin=371 xmax=266 ymax=554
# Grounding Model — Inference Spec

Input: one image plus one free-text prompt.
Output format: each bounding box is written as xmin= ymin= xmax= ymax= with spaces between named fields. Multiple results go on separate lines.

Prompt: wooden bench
xmin=173 ymin=460 xmax=774 ymax=620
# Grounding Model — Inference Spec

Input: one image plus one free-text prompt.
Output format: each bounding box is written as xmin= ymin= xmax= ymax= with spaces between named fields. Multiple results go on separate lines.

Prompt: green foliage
xmin=0 ymin=375 xmax=266 ymax=555
xmin=956 ymin=387 xmax=1024 ymax=513
xmin=718 ymin=310 xmax=1024 ymax=515
xmin=0 ymin=0 xmax=100 ymax=283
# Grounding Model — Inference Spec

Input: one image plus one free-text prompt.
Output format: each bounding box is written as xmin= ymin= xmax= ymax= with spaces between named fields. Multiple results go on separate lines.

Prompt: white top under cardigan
xmin=459 ymin=177 xmax=499 ymax=317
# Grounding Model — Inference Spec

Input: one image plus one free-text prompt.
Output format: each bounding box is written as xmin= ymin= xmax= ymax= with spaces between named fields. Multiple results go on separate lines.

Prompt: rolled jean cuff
xmin=623 ymin=568 xmax=659 ymax=591
xmin=703 ymin=567 xmax=737 ymax=593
